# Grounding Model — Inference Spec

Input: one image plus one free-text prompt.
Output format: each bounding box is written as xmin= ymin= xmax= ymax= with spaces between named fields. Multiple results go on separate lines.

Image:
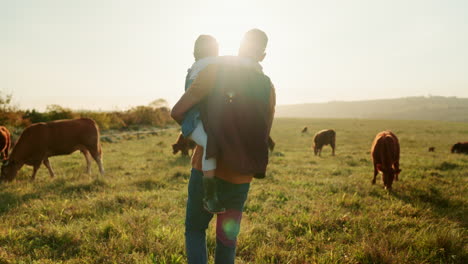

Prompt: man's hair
xmin=239 ymin=29 xmax=268 ymax=59
xmin=193 ymin=35 xmax=218 ymax=61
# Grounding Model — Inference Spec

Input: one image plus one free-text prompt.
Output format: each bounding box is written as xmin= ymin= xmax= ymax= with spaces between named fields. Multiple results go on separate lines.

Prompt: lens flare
xmin=222 ymin=218 xmax=240 ymax=240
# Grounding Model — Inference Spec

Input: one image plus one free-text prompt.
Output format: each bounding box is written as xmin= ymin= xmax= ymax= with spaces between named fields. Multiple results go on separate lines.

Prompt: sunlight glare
xmin=204 ymin=26 xmax=245 ymax=56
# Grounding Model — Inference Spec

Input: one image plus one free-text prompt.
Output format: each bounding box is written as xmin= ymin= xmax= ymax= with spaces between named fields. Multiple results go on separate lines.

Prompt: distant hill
xmin=276 ymin=96 xmax=468 ymax=122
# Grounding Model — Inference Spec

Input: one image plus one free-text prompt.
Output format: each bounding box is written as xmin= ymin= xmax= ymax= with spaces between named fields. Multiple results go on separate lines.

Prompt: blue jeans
xmin=185 ymin=168 xmax=250 ymax=264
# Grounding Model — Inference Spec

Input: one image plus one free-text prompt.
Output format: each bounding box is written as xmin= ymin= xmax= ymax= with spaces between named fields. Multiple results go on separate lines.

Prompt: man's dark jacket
xmin=199 ymin=63 xmax=272 ymax=175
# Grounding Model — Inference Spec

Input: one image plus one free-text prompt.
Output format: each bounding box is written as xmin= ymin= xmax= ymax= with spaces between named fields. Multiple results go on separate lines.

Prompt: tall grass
xmin=0 ymin=118 xmax=466 ymax=263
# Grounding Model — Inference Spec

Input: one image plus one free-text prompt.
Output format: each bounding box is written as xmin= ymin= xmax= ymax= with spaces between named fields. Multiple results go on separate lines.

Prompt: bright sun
xmin=202 ymin=26 xmax=249 ymax=56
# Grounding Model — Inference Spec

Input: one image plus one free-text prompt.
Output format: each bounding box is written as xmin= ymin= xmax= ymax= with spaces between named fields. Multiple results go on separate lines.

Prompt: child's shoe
xmin=202 ymin=177 xmax=225 ymax=214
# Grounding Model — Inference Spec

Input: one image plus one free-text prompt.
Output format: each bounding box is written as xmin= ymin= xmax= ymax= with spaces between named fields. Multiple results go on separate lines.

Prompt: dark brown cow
xmin=301 ymin=126 xmax=308 ymax=133
xmin=371 ymin=131 xmax=401 ymax=190
xmin=451 ymin=142 xmax=468 ymax=154
xmin=0 ymin=126 xmax=11 ymax=160
xmin=172 ymin=133 xmax=196 ymax=156
xmin=428 ymin=147 xmax=435 ymax=152
xmin=313 ymin=129 xmax=336 ymax=156
xmin=1 ymin=118 xmax=104 ymax=181
xmin=268 ymin=136 xmax=275 ymax=152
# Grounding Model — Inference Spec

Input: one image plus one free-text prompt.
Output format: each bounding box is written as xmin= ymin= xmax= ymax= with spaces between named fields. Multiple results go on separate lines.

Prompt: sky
xmin=1 ymin=0 xmax=468 ymax=111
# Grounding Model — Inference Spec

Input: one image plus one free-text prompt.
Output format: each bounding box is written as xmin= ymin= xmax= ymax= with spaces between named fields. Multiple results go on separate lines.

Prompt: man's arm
xmin=171 ymin=92 xmax=203 ymax=125
xmin=171 ymin=65 xmax=218 ymax=123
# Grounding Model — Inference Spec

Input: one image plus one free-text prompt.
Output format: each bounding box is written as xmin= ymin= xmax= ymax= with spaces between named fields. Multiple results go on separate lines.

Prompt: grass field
xmin=0 ymin=118 xmax=467 ymax=264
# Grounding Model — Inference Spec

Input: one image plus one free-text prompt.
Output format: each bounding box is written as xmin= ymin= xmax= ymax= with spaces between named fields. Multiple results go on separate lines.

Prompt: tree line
xmin=0 ymin=93 xmax=174 ymax=132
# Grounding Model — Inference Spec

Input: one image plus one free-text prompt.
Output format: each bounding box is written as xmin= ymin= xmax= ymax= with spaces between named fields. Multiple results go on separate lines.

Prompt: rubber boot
xmin=203 ymin=177 xmax=225 ymax=214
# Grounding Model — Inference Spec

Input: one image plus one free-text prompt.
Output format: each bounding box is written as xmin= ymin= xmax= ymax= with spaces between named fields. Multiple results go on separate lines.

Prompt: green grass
xmin=0 ymin=118 xmax=467 ymax=263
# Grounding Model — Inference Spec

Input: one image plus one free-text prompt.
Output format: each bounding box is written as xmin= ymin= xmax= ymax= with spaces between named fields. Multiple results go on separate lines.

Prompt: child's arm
xmin=184 ymin=70 xmax=191 ymax=91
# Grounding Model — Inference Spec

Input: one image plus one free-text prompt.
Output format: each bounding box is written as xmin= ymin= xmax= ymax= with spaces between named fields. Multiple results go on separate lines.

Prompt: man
xmin=171 ymin=29 xmax=276 ymax=264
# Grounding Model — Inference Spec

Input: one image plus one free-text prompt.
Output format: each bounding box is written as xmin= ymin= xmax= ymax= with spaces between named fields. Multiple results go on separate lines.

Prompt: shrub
xmin=121 ymin=106 xmax=173 ymax=127
xmin=45 ymin=105 xmax=76 ymax=121
xmin=23 ymin=109 xmax=49 ymax=124
xmin=0 ymin=96 xmax=173 ymax=131
xmin=78 ymin=111 xmax=126 ymax=131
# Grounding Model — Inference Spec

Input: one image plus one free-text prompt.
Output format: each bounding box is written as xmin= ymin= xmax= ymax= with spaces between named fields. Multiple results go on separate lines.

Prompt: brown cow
xmin=428 ymin=147 xmax=435 ymax=152
xmin=301 ymin=126 xmax=308 ymax=133
xmin=0 ymin=126 xmax=11 ymax=160
xmin=313 ymin=129 xmax=336 ymax=156
xmin=451 ymin=142 xmax=468 ymax=154
xmin=172 ymin=133 xmax=196 ymax=156
xmin=268 ymin=136 xmax=275 ymax=152
xmin=1 ymin=118 xmax=104 ymax=181
xmin=371 ymin=131 xmax=401 ymax=190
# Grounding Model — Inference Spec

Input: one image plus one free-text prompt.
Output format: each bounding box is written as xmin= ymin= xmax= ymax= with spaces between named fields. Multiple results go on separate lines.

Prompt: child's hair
xmin=194 ymin=35 xmax=219 ymax=61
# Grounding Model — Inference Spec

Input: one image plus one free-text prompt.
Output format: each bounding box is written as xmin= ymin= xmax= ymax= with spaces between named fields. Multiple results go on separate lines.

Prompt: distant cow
xmin=0 ymin=126 xmax=11 ymax=160
xmin=172 ymin=133 xmax=196 ymax=156
xmin=451 ymin=142 xmax=468 ymax=154
xmin=371 ymin=131 xmax=401 ymax=190
xmin=301 ymin=126 xmax=308 ymax=133
xmin=1 ymin=118 xmax=104 ymax=181
xmin=313 ymin=129 xmax=336 ymax=156
xmin=428 ymin=147 xmax=435 ymax=152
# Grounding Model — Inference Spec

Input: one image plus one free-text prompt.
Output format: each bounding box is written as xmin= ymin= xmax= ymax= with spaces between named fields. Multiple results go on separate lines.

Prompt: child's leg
xmin=189 ymin=121 xmax=224 ymax=214
xmin=189 ymin=121 xmax=216 ymax=177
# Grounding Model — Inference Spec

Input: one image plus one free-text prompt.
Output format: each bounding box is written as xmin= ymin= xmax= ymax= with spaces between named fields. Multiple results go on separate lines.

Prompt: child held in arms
xmin=180 ymin=35 xmax=224 ymax=214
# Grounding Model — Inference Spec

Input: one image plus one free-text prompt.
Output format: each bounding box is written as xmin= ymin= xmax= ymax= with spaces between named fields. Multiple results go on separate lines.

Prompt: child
xmin=181 ymin=35 xmax=224 ymax=214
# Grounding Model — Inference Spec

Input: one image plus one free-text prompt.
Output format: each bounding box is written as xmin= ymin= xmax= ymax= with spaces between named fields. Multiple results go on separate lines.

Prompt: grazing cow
xmin=428 ymin=147 xmax=435 ymax=152
xmin=268 ymin=136 xmax=275 ymax=152
xmin=371 ymin=131 xmax=401 ymax=190
xmin=451 ymin=142 xmax=468 ymax=154
xmin=301 ymin=126 xmax=308 ymax=133
xmin=313 ymin=129 xmax=336 ymax=156
xmin=1 ymin=118 xmax=104 ymax=181
xmin=172 ymin=133 xmax=196 ymax=156
xmin=0 ymin=126 xmax=11 ymax=160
